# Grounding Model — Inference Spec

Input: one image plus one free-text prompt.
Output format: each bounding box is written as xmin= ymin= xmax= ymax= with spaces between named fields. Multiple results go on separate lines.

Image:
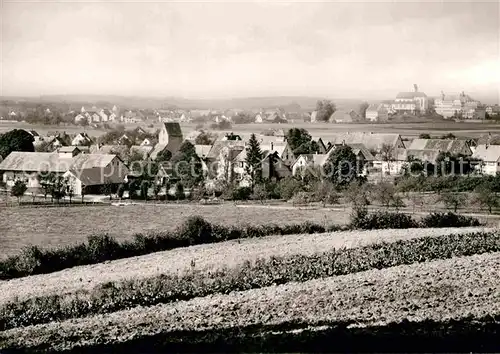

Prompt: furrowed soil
xmin=0 ymin=226 xmax=491 ymax=304
xmin=2 ymin=252 xmax=499 ymax=353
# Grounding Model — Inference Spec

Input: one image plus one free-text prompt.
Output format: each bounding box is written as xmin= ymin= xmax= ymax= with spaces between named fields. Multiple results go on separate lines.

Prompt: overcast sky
xmin=1 ymin=0 xmax=499 ymax=101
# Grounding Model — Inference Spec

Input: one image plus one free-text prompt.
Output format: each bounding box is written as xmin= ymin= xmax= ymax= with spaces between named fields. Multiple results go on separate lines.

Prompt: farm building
xmin=0 ymin=152 xmax=71 ymax=188
xmin=329 ymin=110 xmax=362 ymax=123
xmin=365 ymin=104 xmax=389 ymax=122
xmin=407 ymin=139 xmax=472 ymax=156
xmin=0 ymin=151 xmax=128 ymax=194
xmin=320 ymin=132 xmax=405 ymax=153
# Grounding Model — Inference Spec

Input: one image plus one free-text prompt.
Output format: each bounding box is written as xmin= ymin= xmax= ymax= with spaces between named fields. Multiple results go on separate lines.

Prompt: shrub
xmin=290 ymin=191 xmax=310 ymax=205
xmin=177 ymin=216 xmax=213 ymax=245
xmin=229 ymin=186 xmax=252 ymax=201
xmin=13 ymin=246 xmax=44 ymax=276
xmin=278 ymin=177 xmax=304 ymax=200
xmin=420 ymin=212 xmax=481 ymax=228
xmin=86 ymin=234 xmax=122 ymax=263
xmin=351 ymin=210 xmax=418 ymax=230
xmin=349 ymin=206 xmax=369 ymax=229
xmin=174 ymin=182 xmax=185 ymax=200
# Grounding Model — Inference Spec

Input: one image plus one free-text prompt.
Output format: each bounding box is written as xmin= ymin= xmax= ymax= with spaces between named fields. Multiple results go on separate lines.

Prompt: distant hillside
xmin=1 ymin=95 xmax=364 ymax=112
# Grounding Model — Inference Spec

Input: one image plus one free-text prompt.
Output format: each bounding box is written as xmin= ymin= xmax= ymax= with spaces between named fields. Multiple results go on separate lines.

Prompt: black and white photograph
xmin=0 ymin=0 xmax=499 ymax=352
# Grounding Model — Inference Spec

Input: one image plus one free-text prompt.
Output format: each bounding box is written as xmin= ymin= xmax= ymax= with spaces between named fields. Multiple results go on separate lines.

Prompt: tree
xmin=153 ymin=182 xmax=162 ymax=200
xmin=128 ymin=150 xmax=145 ymax=164
xmin=140 ymin=180 xmax=150 ymax=200
xmin=67 ymin=183 xmax=74 ymax=204
xmin=343 ymin=181 xmax=371 ymax=209
xmin=380 ymin=143 xmax=395 ymax=173
xmin=474 ymin=184 xmax=499 ymax=213
xmin=100 ymin=181 xmax=114 ymax=200
xmin=315 ymin=100 xmax=336 ymax=122
xmin=34 ymin=140 xmax=51 ymax=153
xmin=11 ymin=180 xmax=27 ymax=204
xmin=232 ymin=112 xmax=254 ymax=124
xmin=402 ymin=156 xmax=426 ymax=176
xmin=312 ymin=180 xmax=339 ymax=207
xmin=195 ymin=131 xmax=217 ymax=145
xmin=278 ymin=177 xmax=304 ymax=200
xmin=286 ymin=128 xmax=317 ymax=155
xmin=323 ymin=145 xmax=359 ymax=185
xmin=373 ymin=182 xmax=397 ymax=207
xmin=171 ymin=141 xmax=204 ymax=188
xmin=359 ymin=102 xmax=369 ymax=119
xmin=174 ymin=182 xmax=185 ymax=200
xmin=155 ymin=149 xmax=172 ymax=163
xmin=440 ymin=133 xmax=456 ymax=140
xmin=419 ymin=133 xmax=431 ymax=139
xmin=245 ymin=134 xmax=263 ymax=188
xmin=116 ymin=183 xmax=125 ymax=199
xmin=252 ymin=184 xmax=268 ymax=204
xmin=439 ymin=192 xmax=466 ymax=212
xmin=50 ymin=175 xmax=67 ymax=203
xmin=0 ymin=129 xmax=35 ymax=159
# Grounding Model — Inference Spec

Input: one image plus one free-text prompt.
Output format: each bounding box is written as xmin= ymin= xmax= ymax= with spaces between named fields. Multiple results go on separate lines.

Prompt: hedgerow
xmin=420 ymin=212 xmax=481 ymax=228
xmin=1 ymin=231 xmax=498 ymax=330
xmin=0 ymin=210 xmax=482 ymax=281
xmin=350 ymin=210 xmax=481 ymax=230
xmin=0 ymin=217 xmax=341 ymax=280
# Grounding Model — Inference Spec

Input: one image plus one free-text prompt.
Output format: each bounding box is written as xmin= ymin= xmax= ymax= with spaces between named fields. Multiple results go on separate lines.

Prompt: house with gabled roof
xmin=0 ymin=150 xmax=128 ymax=194
xmin=407 ymin=139 xmax=472 ymax=156
xmin=72 ymin=132 xmax=93 ymax=146
xmin=291 ymin=144 xmax=373 ymax=178
xmin=472 ymin=144 xmax=500 ymax=175
xmin=365 ymin=104 xmax=389 ymax=122
xmin=320 ymin=132 xmax=404 ymax=153
xmin=329 ymin=110 xmax=362 ymax=123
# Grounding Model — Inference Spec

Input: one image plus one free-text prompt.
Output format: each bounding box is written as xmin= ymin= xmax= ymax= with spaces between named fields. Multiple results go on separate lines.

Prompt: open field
xmin=0 ymin=226 xmax=491 ymax=304
xmin=0 ymin=204 xmax=350 ymax=258
xmin=3 ymin=120 xmax=500 ymax=139
xmin=2 ymin=252 xmax=499 ymax=352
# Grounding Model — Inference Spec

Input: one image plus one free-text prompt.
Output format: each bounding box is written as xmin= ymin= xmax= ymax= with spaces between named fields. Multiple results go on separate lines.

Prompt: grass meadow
xmin=0 ymin=203 xmax=350 ymax=258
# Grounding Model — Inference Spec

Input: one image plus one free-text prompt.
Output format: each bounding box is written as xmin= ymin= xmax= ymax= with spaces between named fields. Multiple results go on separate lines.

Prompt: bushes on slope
xmin=350 ymin=210 xmax=481 ymax=230
xmin=0 ymin=217 xmax=339 ymax=280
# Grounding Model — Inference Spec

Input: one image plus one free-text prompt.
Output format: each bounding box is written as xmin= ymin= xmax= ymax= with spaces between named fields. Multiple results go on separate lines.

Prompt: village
xmin=2 ymin=112 xmax=500 ymax=206
xmin=3 ymin=85 xmax=500 ymax=126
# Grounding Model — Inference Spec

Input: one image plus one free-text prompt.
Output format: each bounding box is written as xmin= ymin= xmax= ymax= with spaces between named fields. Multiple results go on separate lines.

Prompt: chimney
xmin=271 ymin=142 xmax=274 ymax=150
xmin=413 ymin=84 xmax=418 ymax=92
